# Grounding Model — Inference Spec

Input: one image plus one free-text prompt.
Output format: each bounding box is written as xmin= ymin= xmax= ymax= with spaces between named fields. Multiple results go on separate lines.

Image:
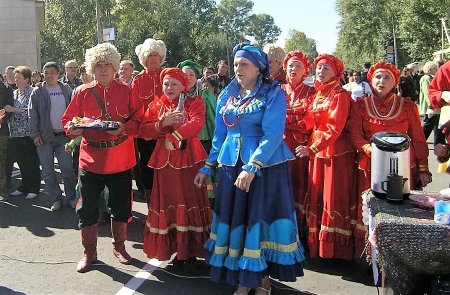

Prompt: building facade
xmin=0 ymin=0 xmax=44 ymax=72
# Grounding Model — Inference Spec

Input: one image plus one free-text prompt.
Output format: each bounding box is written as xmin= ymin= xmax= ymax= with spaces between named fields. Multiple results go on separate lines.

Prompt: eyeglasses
xmin=95 ymin=63 xmax=113 ymax=70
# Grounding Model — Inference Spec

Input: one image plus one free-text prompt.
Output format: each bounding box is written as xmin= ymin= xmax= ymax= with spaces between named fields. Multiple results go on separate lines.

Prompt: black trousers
xmin=135 ymin=138 xmax=156 ymax=190
xmin=423 ymin=114 xmax=445 ymax=146
xmin=6 ymin=137 xmax=41 ymax=193
xmin=77 ymin=168 xmax=132 ymax=228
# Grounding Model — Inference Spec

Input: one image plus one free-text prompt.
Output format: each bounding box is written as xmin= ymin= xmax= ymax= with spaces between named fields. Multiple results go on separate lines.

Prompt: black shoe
xmin=184 ymin=257 xmax=198 ymax=274
xmin=172 ymin=256 xmax=185 ymax=269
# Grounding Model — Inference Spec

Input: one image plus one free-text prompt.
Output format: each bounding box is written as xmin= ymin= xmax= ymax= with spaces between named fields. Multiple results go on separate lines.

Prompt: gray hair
xmin=65 ymin=59 xmax=77 ymax=68
xmin=422 ymin=61 xmax=438 ymax=75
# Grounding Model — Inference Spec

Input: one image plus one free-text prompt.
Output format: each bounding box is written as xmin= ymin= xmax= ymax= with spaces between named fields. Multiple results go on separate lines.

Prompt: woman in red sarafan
xmin=281 ymin=51 xmax=316 ymax=241
xmin=140 ymin=68 xmax=212 ymax=268
xmin=295 ymin=54 xmax=357 ymax=260
xmin=346 ymin=61 xmax=432 ymax=258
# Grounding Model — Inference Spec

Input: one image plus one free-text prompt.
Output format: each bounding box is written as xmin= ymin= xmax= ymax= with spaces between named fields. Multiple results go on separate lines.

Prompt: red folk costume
xmin=131 ymin=67 xmax=164 ymax=110
xmin=62 ymin=80 xmax=143 ymax=174
xmin=271 ymin=69 xmax=286 ymax=84
xmin=281 ymin=52 xmax=315 ymax=239
xmin=429 ymin=60 xmax=450 ymax=109
xmin=141 ymin=68 xmax=211 ymax=261
xmin=305 ymin=54 xmax=357 ymax=260
xmin=346 ymin=62 xmax=430 ymax=257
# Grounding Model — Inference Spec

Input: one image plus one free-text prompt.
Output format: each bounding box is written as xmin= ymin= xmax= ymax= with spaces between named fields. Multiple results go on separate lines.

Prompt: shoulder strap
xmin=91 ymin=87 xmax=112 ymax=120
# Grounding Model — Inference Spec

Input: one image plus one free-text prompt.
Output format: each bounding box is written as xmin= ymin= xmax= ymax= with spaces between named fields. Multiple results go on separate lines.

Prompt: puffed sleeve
xmin=139 ymin=98 xmax=165 ymax=140
xmin=62 ymin=88 xmax=83 ymax=139
xmin=309 ymin=89 xmax=351 ymax=154
xmin=405 ymin=100 xmax=429 ymax=173
xmin=346 ymin=99 xmax=371 ymax=155
xmin=199 ymin=89 xmax=229 ymax=175
xmin=429 ymin=62 xmax=450 ymax=109
xmin=165 ymin=96 xmax=205 ymax=149
xmin=242 ymin=87 xmax=287 ymax=174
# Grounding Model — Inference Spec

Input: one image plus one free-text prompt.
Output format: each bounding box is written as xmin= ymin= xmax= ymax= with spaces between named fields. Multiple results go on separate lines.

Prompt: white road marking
xmin=115 ymin=258 xmax=164 ymax=295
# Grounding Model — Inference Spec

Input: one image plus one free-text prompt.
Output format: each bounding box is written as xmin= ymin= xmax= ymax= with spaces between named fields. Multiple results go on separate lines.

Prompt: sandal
xmin=233 ymin=285 xmax=249 ymax=295
xmin=255 ymin=286 xmax=271 ymax=295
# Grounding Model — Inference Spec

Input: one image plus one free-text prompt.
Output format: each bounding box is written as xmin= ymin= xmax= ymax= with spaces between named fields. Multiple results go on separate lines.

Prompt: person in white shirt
xmin=343 ymin=71 xmax=372 ymax=101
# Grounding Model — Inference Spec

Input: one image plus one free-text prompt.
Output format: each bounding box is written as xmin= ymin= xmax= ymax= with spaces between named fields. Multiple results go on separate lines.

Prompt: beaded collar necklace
xmin=222 ymin=95 xmax=255 ymax=128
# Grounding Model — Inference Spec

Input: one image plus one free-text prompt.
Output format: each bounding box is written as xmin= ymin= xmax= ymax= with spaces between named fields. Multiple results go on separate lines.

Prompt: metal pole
xmin=96 ymin=0 xmax=101 ymax=44
xmin=443 ymin=18 xmax=445 ymax=61
xmin=392 ymin=25 xmax=398 ymax=68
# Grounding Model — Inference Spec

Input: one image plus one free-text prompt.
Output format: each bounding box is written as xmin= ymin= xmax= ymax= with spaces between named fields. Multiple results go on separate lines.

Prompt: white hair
xmin=135 ymin=38 xmax=167 ymax=68
xmin=85 ymin=43 xmax=121 ymax=75
xmin=422 ymin=61 xmax=438 ymax=75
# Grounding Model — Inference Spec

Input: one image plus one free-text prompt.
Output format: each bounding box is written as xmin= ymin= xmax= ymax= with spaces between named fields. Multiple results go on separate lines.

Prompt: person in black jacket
xmin=0 ymin=81 xmax=14 ymax=201
xmin=399 ymin=67 xmax=416 ymax=101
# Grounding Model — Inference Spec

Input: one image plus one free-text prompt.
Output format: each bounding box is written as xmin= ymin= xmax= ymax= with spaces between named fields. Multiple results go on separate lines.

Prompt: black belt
xmin=54 ymin=131 xmax=66 ymax=136
xmin=87 ymin=135 xmax=128 ymax=149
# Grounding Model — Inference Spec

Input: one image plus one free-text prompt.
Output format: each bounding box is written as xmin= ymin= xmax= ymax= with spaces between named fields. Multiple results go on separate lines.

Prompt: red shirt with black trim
xmin=61 ymin=80 xmax=144 ymax=174
xmin=131 ymin=67 xmax=164 ymax=111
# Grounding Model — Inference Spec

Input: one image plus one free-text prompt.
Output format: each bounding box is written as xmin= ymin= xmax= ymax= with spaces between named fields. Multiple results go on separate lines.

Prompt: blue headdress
xmin=232 ymin=43 xmax=269 ymax=79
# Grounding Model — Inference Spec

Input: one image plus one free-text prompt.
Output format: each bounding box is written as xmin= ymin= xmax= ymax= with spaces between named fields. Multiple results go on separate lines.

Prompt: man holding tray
xmin=61 ymin=42 xmax=144 ymax=273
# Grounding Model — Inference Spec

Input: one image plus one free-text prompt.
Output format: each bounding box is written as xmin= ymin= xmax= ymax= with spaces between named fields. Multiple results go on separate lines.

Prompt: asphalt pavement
xmin=0 ymin=140 xmax=447 ymax=295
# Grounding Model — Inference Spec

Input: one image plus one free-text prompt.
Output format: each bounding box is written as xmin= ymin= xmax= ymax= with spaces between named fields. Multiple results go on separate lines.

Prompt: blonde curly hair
xmin=85 ymin=43 xmax=121 ymax=75
xmin=135 ymin=38 xmax=167 ymax=68
xmin=263 ymin=44 xmax=286 ymax=62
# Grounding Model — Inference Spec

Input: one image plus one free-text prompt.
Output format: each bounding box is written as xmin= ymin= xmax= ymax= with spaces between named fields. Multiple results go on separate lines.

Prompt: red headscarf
xmin=283 ymin=51 xmax=311 ymax=80
xmin=313 ymin=54 xmax=345 ymax=77
xmin=367 ymin=61 xmax=401 ymax=86
xmin=160 ymin=67 xmax=189 ymax=91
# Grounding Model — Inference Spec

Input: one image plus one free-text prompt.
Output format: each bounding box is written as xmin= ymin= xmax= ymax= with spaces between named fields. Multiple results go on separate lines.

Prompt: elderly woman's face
xmin=315 ymin=63 xmax=335 ymax=84
xmin=234 ymin=57 xmax=259 ymax=90
xmin=162 ymin=77 xmax=183 ymax=100
xmin=182 ymin=68 xmax=197 ymax=91
xmin=287 ymin=60 xmax=305 ymax=85
xmin=268 ymin=59 xmax=282 ymax=76
xmin=371 ymin=70 xmax=396 ymax=99
xmin=145 ymin=52 xmax=162 ymax=71
xmin=14 ymin=72 xmax=29 ymax=89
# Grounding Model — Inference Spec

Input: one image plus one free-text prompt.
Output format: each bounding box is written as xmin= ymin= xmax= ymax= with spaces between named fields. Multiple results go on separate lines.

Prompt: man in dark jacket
xmin=28 ymin=62 xmax=76 ymax=211
xmin=0 ymin=81 xmax=13 ymax=201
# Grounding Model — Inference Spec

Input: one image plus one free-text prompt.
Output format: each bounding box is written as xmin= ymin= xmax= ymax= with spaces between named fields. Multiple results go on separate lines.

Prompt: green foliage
xmin=284 ymin=30 xmax=318 ymax=63
xmin=40 ymin=0 xmax=116 ymax=68
xmin=335 ymin=0 xmax=450 ymax=70
xmin=245 ymin=14 xmax=281 ymax=48
xmin=40 ymin=0 xmax=282 ymax=71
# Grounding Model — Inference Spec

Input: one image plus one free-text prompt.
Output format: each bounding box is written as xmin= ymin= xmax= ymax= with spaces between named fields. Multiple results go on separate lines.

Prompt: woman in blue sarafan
xmin=194 ymin=43 xmax=305 ymax=295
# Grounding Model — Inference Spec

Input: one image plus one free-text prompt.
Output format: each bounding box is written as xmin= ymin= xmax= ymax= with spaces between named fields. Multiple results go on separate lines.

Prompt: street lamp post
xmin=95 ymin=0 xmax=101 ymax=44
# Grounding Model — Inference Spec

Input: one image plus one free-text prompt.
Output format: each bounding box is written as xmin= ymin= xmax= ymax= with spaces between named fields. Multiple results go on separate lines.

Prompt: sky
xmin=251 ymin=0 xmax=340 ymax=54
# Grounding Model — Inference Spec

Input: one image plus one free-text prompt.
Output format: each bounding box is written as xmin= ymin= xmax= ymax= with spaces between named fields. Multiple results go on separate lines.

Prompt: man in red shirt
xmin=62 ymin=43 xmax=143 ymax=273
xmin=131 ymin=38 xmax=166 ymax=203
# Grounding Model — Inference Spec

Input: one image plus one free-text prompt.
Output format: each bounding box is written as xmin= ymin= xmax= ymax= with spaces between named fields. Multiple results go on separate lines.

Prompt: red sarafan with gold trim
xmin=140 ymin=93 xmax=211 ymax=261
xmin=304 ymin=73 xmax=358 ymax=261
xmin=346 ymin=92 xmax=429 ymax=258
xmin=282 ymin=81 xmax=315 ymax=240
xmin=347 ymin=93 xmax=429 ymax=185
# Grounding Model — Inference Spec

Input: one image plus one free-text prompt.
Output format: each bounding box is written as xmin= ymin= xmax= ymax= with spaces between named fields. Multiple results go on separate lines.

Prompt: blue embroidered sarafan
xmin=201 ymin=77 xmax=305 ymax=289
xmin=200 ymin=77 xmax=294 ymax=176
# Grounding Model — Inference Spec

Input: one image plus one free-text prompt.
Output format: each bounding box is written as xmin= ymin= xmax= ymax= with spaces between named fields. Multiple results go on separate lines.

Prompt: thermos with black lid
xmin=371 ymin=131 xmax=411 ymax=200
